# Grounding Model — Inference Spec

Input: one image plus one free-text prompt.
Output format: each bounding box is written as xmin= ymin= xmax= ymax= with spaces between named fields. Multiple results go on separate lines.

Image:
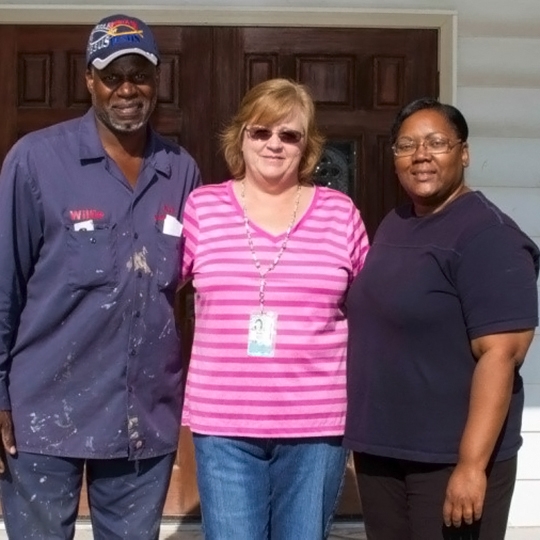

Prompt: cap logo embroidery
xmin=86 ymin=14 xmax=159 ymax=69
xmin=87 ymin=19 xmax=144 ymax=58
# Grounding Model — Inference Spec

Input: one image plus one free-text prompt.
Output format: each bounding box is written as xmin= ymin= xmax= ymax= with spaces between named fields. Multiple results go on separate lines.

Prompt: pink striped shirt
xmin=181 ymin=180 xmax=369 ymax=437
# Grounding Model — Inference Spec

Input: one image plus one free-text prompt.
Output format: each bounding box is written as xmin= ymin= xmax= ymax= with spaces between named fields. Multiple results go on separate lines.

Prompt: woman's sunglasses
xmin=245 ymin=126 xmax=304 ymax=144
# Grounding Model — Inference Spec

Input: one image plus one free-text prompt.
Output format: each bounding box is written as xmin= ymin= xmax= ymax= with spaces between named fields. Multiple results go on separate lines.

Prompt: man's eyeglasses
xmin=392 ymin=137 xmax=462 ymax=157
xmin=245 ymin=126 xmax=304 ymax=145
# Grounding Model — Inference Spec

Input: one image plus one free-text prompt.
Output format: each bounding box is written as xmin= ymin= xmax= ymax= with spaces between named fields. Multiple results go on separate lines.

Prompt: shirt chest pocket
xmin=155 ymin=229 xmax=181 ymax=290
xmin=66 ymin=224 xmax=118 ymax=290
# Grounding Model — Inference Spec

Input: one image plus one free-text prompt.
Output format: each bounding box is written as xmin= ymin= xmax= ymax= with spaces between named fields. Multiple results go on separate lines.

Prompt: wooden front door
xmin=0 ymin=24 xmax=438 ymax=517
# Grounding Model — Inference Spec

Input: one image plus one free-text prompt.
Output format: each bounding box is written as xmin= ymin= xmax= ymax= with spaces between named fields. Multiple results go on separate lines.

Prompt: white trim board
xmin=0 ymin=5 xmax=457 ymax=104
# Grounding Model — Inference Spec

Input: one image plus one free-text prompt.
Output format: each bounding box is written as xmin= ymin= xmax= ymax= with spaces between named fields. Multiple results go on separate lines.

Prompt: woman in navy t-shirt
xmin=345 ymin=98 xmax=539 ymax=540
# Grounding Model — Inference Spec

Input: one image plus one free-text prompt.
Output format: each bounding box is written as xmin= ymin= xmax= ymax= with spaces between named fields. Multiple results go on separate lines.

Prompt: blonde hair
xmin=221 ymin=78 xmax=324 ymax=183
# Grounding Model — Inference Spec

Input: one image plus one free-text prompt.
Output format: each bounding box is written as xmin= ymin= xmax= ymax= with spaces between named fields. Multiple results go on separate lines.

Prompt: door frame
xmin=0 ymin=6 xmax=456 ymax=103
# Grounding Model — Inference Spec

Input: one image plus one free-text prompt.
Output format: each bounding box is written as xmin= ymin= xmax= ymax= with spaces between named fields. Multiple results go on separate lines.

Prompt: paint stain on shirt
xmin=126 ymin=247 xmax=153 ymax=275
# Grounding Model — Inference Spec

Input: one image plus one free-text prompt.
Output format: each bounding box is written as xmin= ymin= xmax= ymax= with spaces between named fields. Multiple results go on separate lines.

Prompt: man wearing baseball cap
xmin=0 ymin=14 xmax=200 ymax=539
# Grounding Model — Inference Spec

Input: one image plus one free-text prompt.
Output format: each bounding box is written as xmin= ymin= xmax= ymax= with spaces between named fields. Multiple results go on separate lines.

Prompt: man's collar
xmin=77 ymin=108 xmax=172 ymax=178
xmin=78 ymin=109 xmax=106 ymax=161
xmin=143 ymin=127 xmax=172 ymax=178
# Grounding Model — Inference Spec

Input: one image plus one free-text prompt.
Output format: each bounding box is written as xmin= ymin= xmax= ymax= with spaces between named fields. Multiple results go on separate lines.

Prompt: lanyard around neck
xmin=241 ymin=180 xmax=302 ymax=313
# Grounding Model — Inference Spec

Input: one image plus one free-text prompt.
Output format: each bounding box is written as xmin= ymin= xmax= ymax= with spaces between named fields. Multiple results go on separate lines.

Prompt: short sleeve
xmin=347 ymin=205 xmax=370 ymax=279
xmin=456 ymin=224 xmax=539 ymax=339
xmin=180 ymin=192 xmax=199 ymax=282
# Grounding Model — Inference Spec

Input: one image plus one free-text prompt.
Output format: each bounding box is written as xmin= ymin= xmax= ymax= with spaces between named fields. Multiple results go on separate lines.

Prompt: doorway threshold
xmin=0 ymin=518 xmax=366 ymax=539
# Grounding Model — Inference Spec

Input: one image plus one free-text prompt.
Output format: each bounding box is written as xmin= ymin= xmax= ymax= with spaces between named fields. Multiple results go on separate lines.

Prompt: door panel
xmin=0 ymin=23 xmax=438 ymax=518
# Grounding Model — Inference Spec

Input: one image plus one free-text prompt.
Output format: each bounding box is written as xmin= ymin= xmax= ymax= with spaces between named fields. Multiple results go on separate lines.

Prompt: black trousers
xmin=354 ymin=452 xmax=517 ymax=540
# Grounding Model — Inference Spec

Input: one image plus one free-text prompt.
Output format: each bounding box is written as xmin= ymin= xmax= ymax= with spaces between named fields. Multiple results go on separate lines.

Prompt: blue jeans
xmin=193 ymin=434 xmax=347 ymax=540
xmin=0 ymin=451 xmax=175 ymax=540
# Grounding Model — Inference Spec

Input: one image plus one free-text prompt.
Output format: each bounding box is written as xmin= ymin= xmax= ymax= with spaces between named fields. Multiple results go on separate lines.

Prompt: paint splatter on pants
xmin=0 ymin=451 xmax=175 ymax=540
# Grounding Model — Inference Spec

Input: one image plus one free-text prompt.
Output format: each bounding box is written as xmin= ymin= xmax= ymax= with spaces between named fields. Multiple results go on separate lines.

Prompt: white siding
xmin=508 ymin=481 xmax=540 ymax=527
xmin=522 ymin=341 xmax=540 ymax=385
xmin=517 ymin=433 xmax=540 ymax=480
xmin=459 ymin=38 xmax=540 ymax=89
xmin=458 ymin=88 xmax=540 ymax=139
xmin=522 ymin=400 xmax=540 ymax=431
xmin=1 ymin=0 xmax=540 ymax=527
xmin=478 ymin=188 xmax=540 ymax=237
xmin=467 ymin=138 xmax=540 ymax=189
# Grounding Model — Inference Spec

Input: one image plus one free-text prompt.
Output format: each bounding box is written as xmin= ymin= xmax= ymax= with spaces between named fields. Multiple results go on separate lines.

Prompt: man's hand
xmin=0 ymin=410 xmax=16 ymax=474
xmin=443 ymin=463 xmax=486 ymax=528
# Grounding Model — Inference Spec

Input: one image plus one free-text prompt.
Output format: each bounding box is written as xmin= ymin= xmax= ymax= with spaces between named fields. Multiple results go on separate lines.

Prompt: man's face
xmin=86 ymin=54 xmax=159 ymax=135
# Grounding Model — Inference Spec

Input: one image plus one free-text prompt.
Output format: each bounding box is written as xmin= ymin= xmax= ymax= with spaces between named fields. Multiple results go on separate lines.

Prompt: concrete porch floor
xmin=1 ymin=521 xmax=539 ymax=539
xmin=0 ymin=521 xmax=363 ymax=539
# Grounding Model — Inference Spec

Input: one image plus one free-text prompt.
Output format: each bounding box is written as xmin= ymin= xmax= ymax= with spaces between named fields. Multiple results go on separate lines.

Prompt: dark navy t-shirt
xmin=344 ymin=191 xmax=539 ymax=463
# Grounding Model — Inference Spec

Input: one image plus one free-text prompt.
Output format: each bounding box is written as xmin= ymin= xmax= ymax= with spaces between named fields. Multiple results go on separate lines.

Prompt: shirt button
xmin=134 ymin=232 xmax=139 ymax=240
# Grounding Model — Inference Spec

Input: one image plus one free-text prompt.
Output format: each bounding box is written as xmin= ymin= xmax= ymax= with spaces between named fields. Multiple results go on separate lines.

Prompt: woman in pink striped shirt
xmin=181 ymin=78 xmax=370 ymax=540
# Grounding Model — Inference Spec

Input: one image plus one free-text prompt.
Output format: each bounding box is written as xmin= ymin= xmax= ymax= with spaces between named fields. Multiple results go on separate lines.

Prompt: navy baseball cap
xmin=86 ymin=14 xmax=160 ymax=69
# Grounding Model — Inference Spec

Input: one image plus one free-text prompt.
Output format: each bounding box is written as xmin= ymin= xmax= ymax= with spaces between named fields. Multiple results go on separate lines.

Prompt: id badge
xmin=247 ymin=311 xmax=277 ymax=357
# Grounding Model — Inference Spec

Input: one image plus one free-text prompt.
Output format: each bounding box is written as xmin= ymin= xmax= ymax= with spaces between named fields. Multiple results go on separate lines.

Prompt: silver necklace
xmin=241 ymin=180 xmax=302 ymax=313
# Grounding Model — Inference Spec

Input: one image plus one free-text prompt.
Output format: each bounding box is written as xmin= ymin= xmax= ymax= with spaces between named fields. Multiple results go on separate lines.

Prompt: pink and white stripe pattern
xmin=181 ymin=180 xmax=369 ymax=437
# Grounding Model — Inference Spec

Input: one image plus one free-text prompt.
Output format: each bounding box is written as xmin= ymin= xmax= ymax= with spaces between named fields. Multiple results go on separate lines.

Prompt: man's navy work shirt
xmin=0 ymin=109 xmax=200 ymax=460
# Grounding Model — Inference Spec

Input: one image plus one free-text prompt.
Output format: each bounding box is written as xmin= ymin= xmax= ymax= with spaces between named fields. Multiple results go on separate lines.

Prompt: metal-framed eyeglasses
xmin=244 ymin=126 xmax=304 ymax=145
xmin=392 ymin=137 xmax=463 ymax=157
